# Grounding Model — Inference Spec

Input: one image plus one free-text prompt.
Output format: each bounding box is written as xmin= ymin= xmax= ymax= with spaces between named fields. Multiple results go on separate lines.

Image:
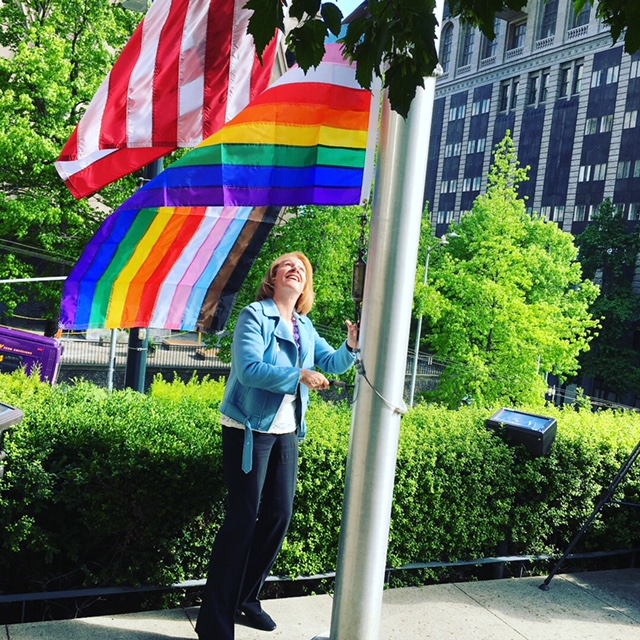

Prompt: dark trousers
xmin=195 ymin=427 xmax=299 ymax=640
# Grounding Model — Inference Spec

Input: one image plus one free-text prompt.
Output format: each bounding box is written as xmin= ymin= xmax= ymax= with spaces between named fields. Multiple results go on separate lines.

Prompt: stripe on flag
xmin=55 ymin=0 xmax=278 ymax=200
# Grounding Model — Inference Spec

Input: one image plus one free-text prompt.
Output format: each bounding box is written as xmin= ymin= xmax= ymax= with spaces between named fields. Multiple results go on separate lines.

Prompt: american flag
xmin=55 ymin=0 xmax=278 ymax=200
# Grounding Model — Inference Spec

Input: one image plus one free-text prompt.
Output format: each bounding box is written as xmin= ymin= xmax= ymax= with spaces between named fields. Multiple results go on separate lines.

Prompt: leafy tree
xmin=575 ymin=199 xmax=640 ymax=397
xmin=248 ymin=0 xmax=640 ymax=118
xmin=415 ymin=135 xmax=599 ymax=408
xmin=0 ymin=1 xmax=141 ymax=323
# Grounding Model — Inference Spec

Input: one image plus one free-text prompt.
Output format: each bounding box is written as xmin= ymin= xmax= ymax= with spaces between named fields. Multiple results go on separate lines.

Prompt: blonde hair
xmin=256 ymin=252 xmax=315 ymax=315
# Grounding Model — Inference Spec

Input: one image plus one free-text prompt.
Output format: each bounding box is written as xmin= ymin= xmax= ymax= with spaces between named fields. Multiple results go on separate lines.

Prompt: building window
xmin=631 ymin=58 xmax=640 ymax=79
xmin=624 ymin=110 xmax=638 ymax=128
xmin=559 ymin=59 xmax=583 ymax=98
xmin=508 ymin=21 xmax=526 ymax=50
xmin=471 ymin=98 xmax=490 ymax=115
xmin=499 ymin=82 xmax=509 ymax=110
xmin=573 ymin=61 xmax=584 ymax=93
xmin=606 ymin=65 xmax=620 ymax=84
xmin=559 ymin=65 xmax=571 ymax=97
xmin=527 ymin=73 xmax=539 ymax=105
xmin=585 ymin=118 xmax=598 ymax=135
xmin=570 ymin=2 xmax=591 ymax=28
xmin=440 ymin=25 xmax=453 ymax=74
xmin=600 ymin=114 xmax=614 ymax=132
xmin=634 ymin=160 xmax=640 ymax=178
xmin=617 ymin=161 xmax=631 ymax=179
xmin=554 ymin=205 xmax=565 ymax=222
xmin=480 ymin=20 xmax=500 ymax=60
xmin=510 ymin=79 xmax=519 ymax=109
xmin=458 ymin=22 xmax=475 ymax=68
xmin=593 ymin=65 xmax=620 ymax=88
xmin=526 ymin=70 xmax=550 ymax=106
xmin=578 ymin=165 xmax=606 ymax=182
xmin=467 ymin=137 xmax=486 ymax=154
xmin=440 ymin=180 xmax=458 ymax=194
xmin=629 ymin=203 xmax=640 ymax=221
xmin=540 ymin=70 xmax=550 ymax=102
xmin=471 ymin=98 xmax=491 ymax=116
xmin=472 ymin=176 xmax=482 ymax=190
xmin=448 ymin=104 xmax=466 ymax=121
xmin=539 ymin=0 xmax=558 ymax=40
xmin=574 ymin=205 xmax=586 ymax=221
xmin=593 ymin=163 xmax=607 ymax=180
xmin=437 ymin=211 xmax=455 ymax=224
xmin=462 ymin=178 xmax=472 ymax=191
xmin=444 ymin=142 xmax=461 ymax=157
xmin=540 ymin=205 xmax=552 ymax=220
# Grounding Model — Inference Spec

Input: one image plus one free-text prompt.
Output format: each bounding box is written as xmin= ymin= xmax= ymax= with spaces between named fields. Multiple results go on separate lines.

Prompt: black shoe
xmin=235 ymin=609 xmax=277 ymax=632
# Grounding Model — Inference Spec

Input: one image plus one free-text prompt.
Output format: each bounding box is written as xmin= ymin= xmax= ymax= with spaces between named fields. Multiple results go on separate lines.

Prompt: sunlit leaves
xmin=247 ymin=0 xmax=640 ymax=117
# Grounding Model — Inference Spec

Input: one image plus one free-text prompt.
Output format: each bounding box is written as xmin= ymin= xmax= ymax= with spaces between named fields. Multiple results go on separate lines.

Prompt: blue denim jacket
xmin=219 ymin=298 xmax=355 ymax=472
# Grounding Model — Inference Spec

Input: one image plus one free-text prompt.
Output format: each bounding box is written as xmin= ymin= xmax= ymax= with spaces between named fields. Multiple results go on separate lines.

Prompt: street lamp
xmin=408 ymin=232 xmax=459 ymax=406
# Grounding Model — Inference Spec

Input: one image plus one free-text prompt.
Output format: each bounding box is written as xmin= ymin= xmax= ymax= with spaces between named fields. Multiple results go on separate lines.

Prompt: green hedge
xmin=1 ymin=371 xmax=640 ymax=596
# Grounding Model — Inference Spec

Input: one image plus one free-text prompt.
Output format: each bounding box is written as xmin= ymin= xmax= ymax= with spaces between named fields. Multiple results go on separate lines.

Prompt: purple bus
xmin=0 ymin=327 xmax=62 ymax=384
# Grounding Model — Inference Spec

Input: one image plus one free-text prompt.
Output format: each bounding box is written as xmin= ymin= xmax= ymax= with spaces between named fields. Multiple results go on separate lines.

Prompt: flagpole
xmin=316 ymin=2 xmax=444 ymax=638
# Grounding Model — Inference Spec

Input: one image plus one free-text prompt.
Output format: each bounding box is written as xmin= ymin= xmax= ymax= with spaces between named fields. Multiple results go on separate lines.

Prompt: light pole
xmin=408 ymin=232 xmax=458 ymax=406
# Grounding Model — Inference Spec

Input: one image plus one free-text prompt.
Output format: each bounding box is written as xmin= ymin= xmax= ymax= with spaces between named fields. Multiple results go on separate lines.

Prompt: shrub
xmin=1 ymin=371 xmax=640 ymax=600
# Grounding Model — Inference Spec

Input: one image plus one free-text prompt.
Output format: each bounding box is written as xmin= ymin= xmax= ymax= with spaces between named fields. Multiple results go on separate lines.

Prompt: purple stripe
xmin=122 ymin=186 xmax=362 ymax=208
xmin=59 ymin=210 xmax=127 ymax=328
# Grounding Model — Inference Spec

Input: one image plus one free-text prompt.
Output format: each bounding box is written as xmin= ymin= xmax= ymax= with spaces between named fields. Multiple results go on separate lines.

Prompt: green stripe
xmin=89 ymin=209 xmax=158 ymax=326
xmin=177 ymin=144 xmax=366 ymax=169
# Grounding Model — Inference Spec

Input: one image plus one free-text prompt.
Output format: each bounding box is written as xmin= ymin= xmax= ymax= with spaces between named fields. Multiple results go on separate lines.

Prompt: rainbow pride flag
xmin=59 ymin=44 xmax=378 ymax=332
xmin=60 ymin=205 xmax=279 ymax=331
xmin=122 ymin=43 xmax=379 ymax=209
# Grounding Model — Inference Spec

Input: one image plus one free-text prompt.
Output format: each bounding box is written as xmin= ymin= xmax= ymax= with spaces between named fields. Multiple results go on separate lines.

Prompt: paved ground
xmin=4 ymin=568 xmax=640 ymax=640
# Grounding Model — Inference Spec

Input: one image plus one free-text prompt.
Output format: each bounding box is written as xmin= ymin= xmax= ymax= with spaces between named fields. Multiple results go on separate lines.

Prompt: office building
xmin=425 ymin=0 xmax=640 ymax=241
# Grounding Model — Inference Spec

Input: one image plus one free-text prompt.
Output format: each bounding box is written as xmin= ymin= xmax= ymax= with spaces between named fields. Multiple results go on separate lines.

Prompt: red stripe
xmin=249 ymin=38 xmax=278 ymax=104
xmin=57 ymin=127 xmax=78 ymax=162
xmin=99 ymin=25 xmax=144 ymax=149
xmin=133 ymin=207 xmax=208 ymax=325
xmin=248 ymin=82 xmax=371 ymax=113
xmin=201 ymin=0 xmax=236 ymax=137
xmin=63 ymin=147 xmax=171 ymax=200
xmin=151 ymin=0 xmax=190 ymax=147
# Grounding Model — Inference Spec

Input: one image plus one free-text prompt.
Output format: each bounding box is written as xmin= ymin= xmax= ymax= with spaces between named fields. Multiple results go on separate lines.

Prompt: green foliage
xmin=0 ymin=1 xmax=141 ymax=319
xmin=247 ymin=0 xmax=640 ymax=117
xmin=415 ymin=135 xmax=599 ymax=408
xmin=575 ymin=200 xmax=640 ymax=396
xmin=0 ymin=374 xmax=225 ymax=592
xmin=3 ymin=372 xmax=640 ymax=596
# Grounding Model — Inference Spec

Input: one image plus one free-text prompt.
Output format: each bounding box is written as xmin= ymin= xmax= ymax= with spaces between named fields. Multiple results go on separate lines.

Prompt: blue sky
xmin=337 ymin=0 xmax=363 ymax=18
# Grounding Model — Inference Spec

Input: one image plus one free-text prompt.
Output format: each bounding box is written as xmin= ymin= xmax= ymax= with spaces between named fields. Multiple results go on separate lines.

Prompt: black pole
xmin=540 ymin=438 xmax=640 ymax=590
xmin=124 ymin=158 xmax=163 ymax=392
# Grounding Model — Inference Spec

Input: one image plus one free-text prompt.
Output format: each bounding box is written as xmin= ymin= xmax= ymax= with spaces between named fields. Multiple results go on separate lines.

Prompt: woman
xmin=196 ymin=251 xmax=358 ymax=640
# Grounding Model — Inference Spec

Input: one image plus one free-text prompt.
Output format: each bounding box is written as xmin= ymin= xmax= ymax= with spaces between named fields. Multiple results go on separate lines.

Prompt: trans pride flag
xmin=59 ymin=44 xmax=379 ymax=332
xmin=122 ymin=43 xmax=380 ymax=208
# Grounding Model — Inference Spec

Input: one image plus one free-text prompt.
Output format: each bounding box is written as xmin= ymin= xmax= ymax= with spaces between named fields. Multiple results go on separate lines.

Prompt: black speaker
xmin=486 ymin=408 xmax=557 ymax=457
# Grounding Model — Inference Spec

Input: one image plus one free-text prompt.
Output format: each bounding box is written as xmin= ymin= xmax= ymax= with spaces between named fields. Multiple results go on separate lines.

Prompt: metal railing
xmin=60 ymin=336 xmax=227 ymax=370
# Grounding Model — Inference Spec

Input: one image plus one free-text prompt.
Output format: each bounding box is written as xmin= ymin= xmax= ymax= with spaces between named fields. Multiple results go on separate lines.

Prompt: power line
xmin=0 ymin=238 xmax=75 ymax=266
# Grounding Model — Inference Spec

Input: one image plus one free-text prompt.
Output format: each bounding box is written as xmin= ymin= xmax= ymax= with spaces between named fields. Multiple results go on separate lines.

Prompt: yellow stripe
xmin=106 ymin=209 xmax=174 ymax=327
xmin=199 ymin=122 xmax=368 ymax=150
